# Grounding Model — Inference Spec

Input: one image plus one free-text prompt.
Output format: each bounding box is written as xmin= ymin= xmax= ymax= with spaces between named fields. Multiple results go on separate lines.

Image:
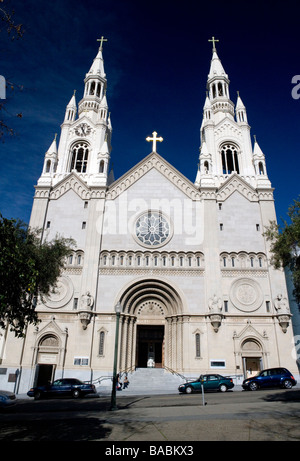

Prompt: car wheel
xmin=72 ymin=389 xmax=81 ymax=398
xmin=219 ymin=384 xmax=227 ymax=392
xmin=185 ymin=386 xmax=193 ymax=394
xmin=249 ymin=382 xmax=258 ymax=391
xmin=283 ymin=379 xmax=292 ymax=389
xmin=34 ymin=391 xmax=42 ymax=400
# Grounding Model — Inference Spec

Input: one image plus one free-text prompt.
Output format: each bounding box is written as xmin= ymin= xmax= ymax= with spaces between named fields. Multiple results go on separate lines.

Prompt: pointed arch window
xmin=195 ymin=333 xmax=201 ymax=358
xmin=221 ymin=143 xmax=240 ymax=175
xmin=45 ymin=159 xmax=51 ymax=173
xmin=70 ymin=142 xmax=89 ymax=173
xmin=99 ymin=160 xmax=105 ymax=173
xmin=258 ymin=162 xmax=264 ymax=175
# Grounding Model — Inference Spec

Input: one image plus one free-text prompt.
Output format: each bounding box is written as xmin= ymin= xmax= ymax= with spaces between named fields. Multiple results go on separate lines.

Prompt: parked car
xmin=27 ymin=378 xmax=97 ymax=400
xmin=178 ymin=374 xmax=234 ymax=394
xmin=0 ymin=390 xmax=17 ymax=408
xmin=242 ymin=367 xmax=297 ymax=391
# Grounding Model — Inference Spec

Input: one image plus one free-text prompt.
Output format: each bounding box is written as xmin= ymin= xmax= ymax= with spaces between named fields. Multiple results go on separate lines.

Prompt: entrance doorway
xmin=136 ymin=325 xmax=164 ymax=368
xmin=35 ymin=364 xmax=55 ymax=386
xmin=244 ymin=357 xmax=262 ymax=378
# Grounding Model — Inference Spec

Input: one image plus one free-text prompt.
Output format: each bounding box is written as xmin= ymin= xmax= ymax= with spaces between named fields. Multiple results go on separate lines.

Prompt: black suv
xmin=242 ymin=367 xmax=297 ymax=391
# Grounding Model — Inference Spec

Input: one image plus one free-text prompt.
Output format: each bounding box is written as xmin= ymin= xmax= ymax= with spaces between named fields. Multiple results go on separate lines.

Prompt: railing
xmin=163 ymin=365 xmax=188 ymax=382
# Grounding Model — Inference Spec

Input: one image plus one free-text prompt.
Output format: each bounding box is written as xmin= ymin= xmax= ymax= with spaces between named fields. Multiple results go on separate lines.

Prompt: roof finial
xmin=208 ymin=36 xmax=219 ymax=53
xmin=146 ymin=131 xmax=163 ymax=153
xmin=97 ymin=36 xmax=108 ymax=51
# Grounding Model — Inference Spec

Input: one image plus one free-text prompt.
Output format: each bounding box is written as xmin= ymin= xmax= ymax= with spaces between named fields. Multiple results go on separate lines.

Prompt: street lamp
xmin=110 ymin=301 xmax=122 ymax=411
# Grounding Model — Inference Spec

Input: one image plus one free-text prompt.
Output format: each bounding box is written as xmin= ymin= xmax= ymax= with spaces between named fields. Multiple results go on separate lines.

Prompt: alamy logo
xmin=0 ymin=76 xmax=6 ymax=99
xmin=291 ymin=75 xmax=300 ymax=99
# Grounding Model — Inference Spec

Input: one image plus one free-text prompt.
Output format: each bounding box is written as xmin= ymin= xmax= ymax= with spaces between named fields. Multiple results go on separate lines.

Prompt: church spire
xmin=78 ymin=37 xmax=108 ymax=121
xmin=206 ymin=37 xmax=234 ymax=122
xmin=64 ymin=90 xmax=77 ymax=123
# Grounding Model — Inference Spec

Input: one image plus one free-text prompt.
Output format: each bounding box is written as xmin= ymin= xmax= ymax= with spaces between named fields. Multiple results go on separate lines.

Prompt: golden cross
xmin=208 ymin=36 xmax=219 ymax=52
xmin=146 ymin=131 xmax=163 ymax=153
xmin=97 ymin=36 xmax=108 ymax=51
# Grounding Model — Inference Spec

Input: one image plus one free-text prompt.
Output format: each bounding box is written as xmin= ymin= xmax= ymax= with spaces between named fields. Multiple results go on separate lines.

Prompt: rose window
xmin=135 ymin=212 xmax=170 ymax=247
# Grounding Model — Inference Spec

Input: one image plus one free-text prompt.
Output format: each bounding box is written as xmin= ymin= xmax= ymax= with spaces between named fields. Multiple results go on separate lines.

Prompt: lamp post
xmin=110 ymin=301 xmax=122 ymax=411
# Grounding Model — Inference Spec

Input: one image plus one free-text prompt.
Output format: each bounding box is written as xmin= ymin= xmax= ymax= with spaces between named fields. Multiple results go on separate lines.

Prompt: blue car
xmin=242 ymin=367 xmax=297 ymax=391
xmin=27 ymin=378 xmax=96 ymax=400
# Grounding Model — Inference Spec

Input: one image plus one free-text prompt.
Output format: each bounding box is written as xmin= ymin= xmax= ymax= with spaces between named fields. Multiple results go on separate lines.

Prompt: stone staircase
xmin=98 ymin=368 xmax=187 ymax=396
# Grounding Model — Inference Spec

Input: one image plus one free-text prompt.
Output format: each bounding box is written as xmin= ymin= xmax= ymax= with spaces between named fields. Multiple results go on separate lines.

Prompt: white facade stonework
xmin=1 ymin=43 xmax=298 ymax=393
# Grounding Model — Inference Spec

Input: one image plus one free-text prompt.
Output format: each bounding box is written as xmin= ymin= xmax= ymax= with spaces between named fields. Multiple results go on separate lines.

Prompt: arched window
xmin=195 ymin=333 xmax=201 ymax=358
xmin=221 ymin=144 xmax=240 ymax=174
xmin=70 ymin=143 xmax=89 ymax=173
xmin=89 ymin=81 xmax=95 ymax=95
xmin=45 ymin=160 xmax=51 ymax=173
xmin=218 ymin=82 xmax=223 ymax=96
xmin=96 ymin=83 xmax=101 ymax=98
xmin=258 ymin=162 xmax=264 ymax=175
xmin=99 ymin=331 xmax=105 ymax=356
xmin=99 ymin=160 xmax=105 ymax=173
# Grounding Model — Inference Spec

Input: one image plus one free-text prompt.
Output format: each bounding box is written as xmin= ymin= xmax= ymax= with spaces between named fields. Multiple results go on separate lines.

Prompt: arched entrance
xmin=34 ymin=335 xmax=60 ymax=386
xmin=117 ymin=278 xmax=185 ymax=373
xmin=241 ymin=339 xmax=263 ymax=378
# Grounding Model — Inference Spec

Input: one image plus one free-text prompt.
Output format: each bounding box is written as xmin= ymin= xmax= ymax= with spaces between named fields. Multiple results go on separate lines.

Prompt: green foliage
xmin=0 ymin=214 xmax=75 ymax=337
xmin=264 ymin=197 xmax=300 ymax=304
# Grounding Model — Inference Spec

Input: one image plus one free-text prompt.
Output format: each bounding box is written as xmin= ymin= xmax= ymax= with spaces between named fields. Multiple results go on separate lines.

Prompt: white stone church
xmin=1 ymin=39 xmax=298 ymax=393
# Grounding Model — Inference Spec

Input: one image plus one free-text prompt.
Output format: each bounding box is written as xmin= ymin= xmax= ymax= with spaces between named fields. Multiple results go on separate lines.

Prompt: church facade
xmin=0 ymin=40 xmax=298 ymax=393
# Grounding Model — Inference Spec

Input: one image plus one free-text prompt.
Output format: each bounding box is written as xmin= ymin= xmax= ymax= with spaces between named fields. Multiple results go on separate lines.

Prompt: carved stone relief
xmin=230 ymin=278 xmax=263 ymax=312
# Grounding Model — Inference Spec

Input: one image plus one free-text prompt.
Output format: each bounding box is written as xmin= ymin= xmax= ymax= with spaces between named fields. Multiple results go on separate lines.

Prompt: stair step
xmin=99 ymin=368 xmax=186 ymax=395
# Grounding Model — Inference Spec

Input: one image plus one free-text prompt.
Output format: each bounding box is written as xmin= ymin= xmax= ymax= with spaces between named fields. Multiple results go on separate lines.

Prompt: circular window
xmin=135 ymin=211 xmax=171 ymax=248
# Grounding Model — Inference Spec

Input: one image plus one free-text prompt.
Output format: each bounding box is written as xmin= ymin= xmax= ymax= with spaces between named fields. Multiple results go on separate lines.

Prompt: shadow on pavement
xmin=263 ymin=389 xmax=300 ymax=403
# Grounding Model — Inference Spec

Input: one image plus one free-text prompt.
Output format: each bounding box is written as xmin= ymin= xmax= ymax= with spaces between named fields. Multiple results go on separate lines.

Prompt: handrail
xmin=163 ymin=365 xmax=188 ymax=381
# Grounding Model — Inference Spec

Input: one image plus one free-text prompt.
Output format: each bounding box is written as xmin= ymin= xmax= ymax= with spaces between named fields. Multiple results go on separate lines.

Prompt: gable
xmin=50 ymin=172 xmax=92 ymax=200
xmin=217 ymin=174 xmax=258 ymax=202
xmin=214 ymin=117 xmax=243 ymax=141
xmin=107 ymin=152 xmax=201 ymax=201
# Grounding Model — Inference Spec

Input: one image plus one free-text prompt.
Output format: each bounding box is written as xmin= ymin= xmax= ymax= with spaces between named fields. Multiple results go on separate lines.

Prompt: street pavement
xmin=2 ymin=385 xmax=300 ymax=443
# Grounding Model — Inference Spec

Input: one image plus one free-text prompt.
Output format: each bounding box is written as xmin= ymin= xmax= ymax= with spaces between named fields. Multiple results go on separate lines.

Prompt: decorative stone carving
xmin=230 ymin=278 xmax=263 ymax=312
xmin=274 ymin=294 xmax=291 ymax=333
xmin=80 ymin=291 xmax=94 ymax=310
xmin=44 ymin=276 xmax=73 ymax=309
xmin=78 ymin=292 xmax=94 ymax=330
xmin=208 ymin=295 xmax=223 ymax=332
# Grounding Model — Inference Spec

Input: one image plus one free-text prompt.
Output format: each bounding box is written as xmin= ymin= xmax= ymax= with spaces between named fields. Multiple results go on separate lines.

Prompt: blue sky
xmin=1 ymin=0 xmax=300 ymax=225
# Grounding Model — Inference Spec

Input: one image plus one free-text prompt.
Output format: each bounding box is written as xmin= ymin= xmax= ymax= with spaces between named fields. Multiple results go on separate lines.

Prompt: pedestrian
xmin=116 ymin=373 xmax=122 ymax=391
xmin=123 ymin=375 xmax=129 ymax=389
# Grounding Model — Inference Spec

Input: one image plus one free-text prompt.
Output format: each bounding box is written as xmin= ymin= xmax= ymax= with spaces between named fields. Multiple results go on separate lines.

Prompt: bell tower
xmin=38 ymin=38 xmax=112 ymax=188
xmin=195 ymin=38 xmax=271 ymax=190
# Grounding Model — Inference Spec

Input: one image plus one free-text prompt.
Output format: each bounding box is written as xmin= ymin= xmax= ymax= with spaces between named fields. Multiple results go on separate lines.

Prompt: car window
xmin=200 ymin=375 xmax=207 ymax=381
xmin=260 ymin=371 xmax=268 ymax=377
xmin=270 ymin=369 xmax=279 ymax=375
xmin=208 ymin=375 xmax=218 ymax=381
xmin=53 ymin=380 xmax=63 ymax=386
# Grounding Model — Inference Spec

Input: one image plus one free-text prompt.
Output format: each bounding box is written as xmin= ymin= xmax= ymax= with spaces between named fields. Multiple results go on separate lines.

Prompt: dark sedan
xmin=242 ymin=367 xmax=297 ymax=391
xmin=178 ymin=374 xmax=234 ymax=394
xmin=27 ymin=378 xmax=97 ymax=400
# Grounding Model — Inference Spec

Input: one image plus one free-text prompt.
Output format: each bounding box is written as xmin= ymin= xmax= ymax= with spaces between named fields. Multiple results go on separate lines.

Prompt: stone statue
xmin=80 ymin=291 xmax=94 ymax=310
xmin=208 ymin=294 xmax=222 ymax=313
xmin=274 ymin=294 xmax=289 ymax=313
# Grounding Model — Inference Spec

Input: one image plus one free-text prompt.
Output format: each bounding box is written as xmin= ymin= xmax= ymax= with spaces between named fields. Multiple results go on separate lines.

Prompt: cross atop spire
xmin=97 ymin=35 xmax=108 ymax=51
xmin=208 ymin=36 xmax=219 ymax=52
xmin=146 ymin=131 xmax=163 ymax=153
